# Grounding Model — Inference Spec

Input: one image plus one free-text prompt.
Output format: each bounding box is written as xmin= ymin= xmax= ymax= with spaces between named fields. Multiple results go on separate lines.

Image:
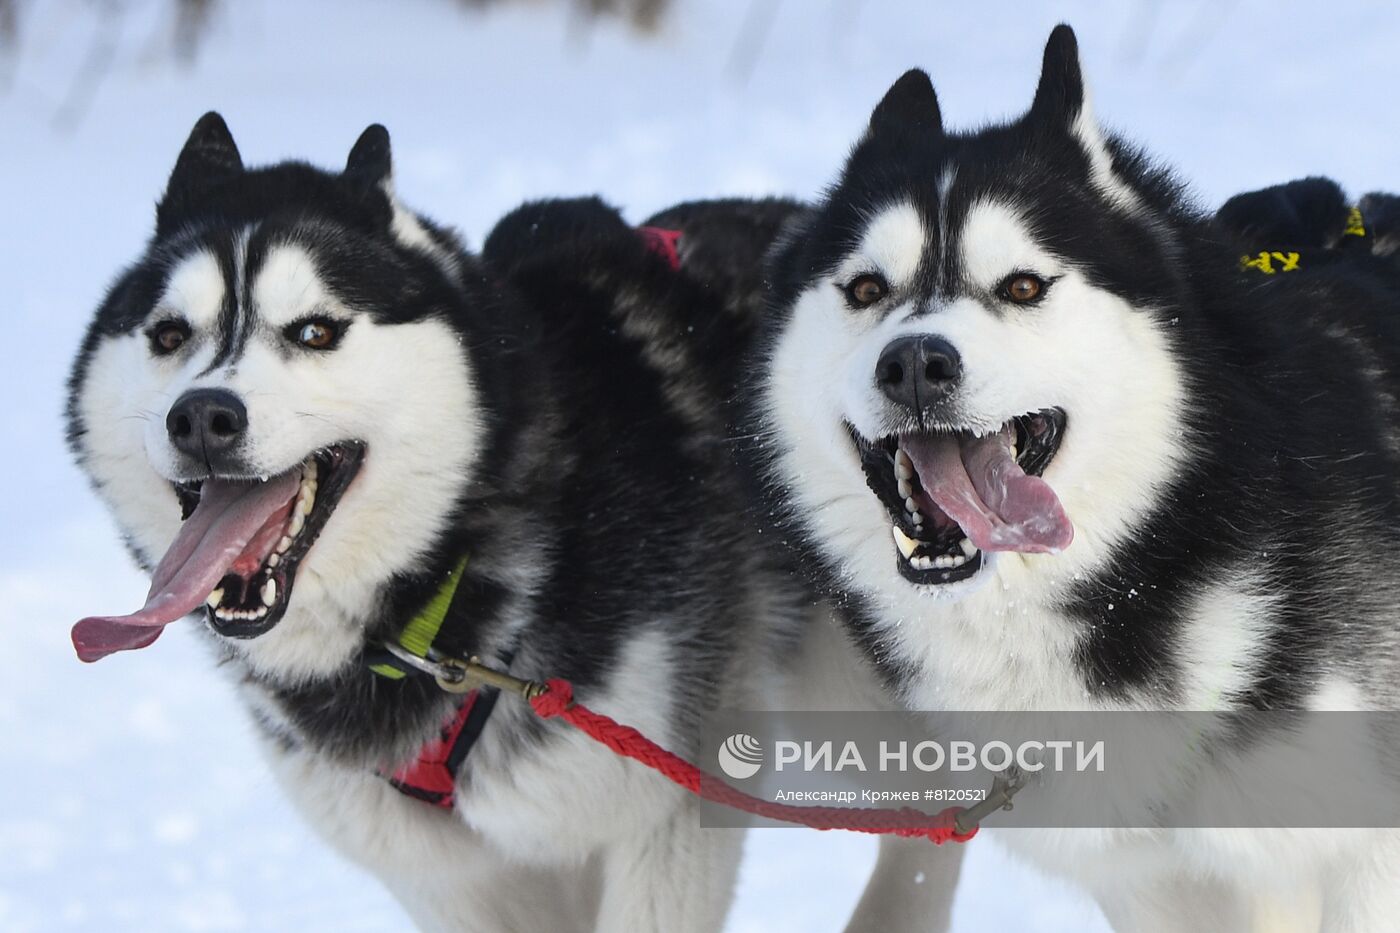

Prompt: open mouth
xmin=71 ymin=442 xmax=365 ymax=662
xmin=851 ymin=409 xmax=1070 ymax=586
xmin=180 ymin=443 xmax=365 ymax=638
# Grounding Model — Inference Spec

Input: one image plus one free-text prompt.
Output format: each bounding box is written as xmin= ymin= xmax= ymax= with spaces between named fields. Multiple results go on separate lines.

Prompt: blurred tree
xmin=0 ymin=0 xmax=672 ymax=127
xmin=0 ymin=0 xmax=15 ymax=50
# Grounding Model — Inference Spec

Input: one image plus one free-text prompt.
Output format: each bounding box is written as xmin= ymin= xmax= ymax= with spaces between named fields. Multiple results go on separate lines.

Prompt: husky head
xmin=68 ymin=114 xmax=484 ymax=680
xmin=761 ymin=26 xmax=1193 ymax=603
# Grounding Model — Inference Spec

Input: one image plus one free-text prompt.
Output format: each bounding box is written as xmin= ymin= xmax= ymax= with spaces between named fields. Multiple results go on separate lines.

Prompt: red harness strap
xmin=386 ymin=689 xmax=495 ymax=809
xmin=637 ymin=226 xmax=683 ymax=270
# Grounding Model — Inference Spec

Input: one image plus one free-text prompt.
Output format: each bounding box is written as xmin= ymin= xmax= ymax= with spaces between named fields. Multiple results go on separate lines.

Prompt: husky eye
xmin=287 ymin=318 xmax=345 ymax=351
xmin=844 ymin=273 xmax=889 ymax=308
xmin=1000 ymin=273 xmax=1048 ymax=304
xmin=149 ymin=320 xmax=190 ymax=356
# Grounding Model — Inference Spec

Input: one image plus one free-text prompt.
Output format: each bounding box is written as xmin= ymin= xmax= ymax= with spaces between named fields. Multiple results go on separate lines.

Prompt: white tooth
xmin=297 ymin=494 xmax=314 ymax=516
xmin=891 ymin=525 xmax=919 ymax=559
xmin=277 ymin=535 xmax=293 ymax=553
xmin=897 ymin=479 xmax=912 ymax=498
xmin=206 ymin=588 xmax=224 ymax=608
xmin=911 ymin=555 xmax=933 ymax=571
xmin=934 ymin=555 xmax=951 ymax=569
xmin=912 ymin=512 xmax=924 ymax=527
xmin=261 ymin=578 xmax=277 ymax=606
xmin=960 ymin=538 xmax=977 ymax=558
xmin=949 ymin=555 xmax=967 ymax=567
xmin=288 ymin=512 xmax=305 ymax=537
xmin=305 ymin=460 xmax=318 ymax=480
xmin=894 ymin=451 xmax=914 ymax=480
xmin=252 ymin=605 xmax=267 ymax=618
xmin=267 ymin=552 xmax=280 ymax=568
xmin=904 ymin=496 xmax=919 ymax=514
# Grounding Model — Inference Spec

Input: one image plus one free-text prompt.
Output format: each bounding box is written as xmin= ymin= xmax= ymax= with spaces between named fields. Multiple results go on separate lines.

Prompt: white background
xmin=2 ymin=1 xmax=1397 ymax=929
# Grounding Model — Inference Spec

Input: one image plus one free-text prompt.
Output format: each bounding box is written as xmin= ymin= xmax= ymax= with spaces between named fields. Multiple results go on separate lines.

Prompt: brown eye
xmin=846 ymin=273 xmax=889 ymax=308
xmin=288 ymin=318 xmax=344 ymax=351
xmin=1002 ymin=273 xmax=1046 ymax=304
xmin=150 ymin=321 xmax=189 ymax=355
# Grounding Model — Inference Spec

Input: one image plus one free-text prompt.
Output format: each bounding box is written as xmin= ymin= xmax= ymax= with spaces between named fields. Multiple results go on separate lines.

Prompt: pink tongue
xmin=903 ymin=427 xmax=1073 ymax=554
xmin=72 ymin=473 xmax=301 ymax=662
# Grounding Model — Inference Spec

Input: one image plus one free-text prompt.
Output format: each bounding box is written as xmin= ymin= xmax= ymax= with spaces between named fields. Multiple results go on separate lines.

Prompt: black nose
xmin=875 ymin=335 xmax=962 ymax=412
xmin=166 ymin=389 xmax=248 ymax=465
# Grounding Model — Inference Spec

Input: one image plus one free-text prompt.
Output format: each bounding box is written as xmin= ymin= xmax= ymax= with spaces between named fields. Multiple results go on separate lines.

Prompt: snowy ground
xmin=2 ymin=1 xmax=1398 ymax=930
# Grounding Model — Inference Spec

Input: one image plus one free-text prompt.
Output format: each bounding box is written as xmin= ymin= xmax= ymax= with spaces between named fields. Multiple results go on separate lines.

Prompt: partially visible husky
xmin=743 ymin=24 xmax=1400 ymax=932
xmin=66 ymin=115 xmax=812 ymax=931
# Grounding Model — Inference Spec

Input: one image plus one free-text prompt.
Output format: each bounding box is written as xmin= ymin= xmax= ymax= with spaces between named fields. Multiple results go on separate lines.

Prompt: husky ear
xmin=166 ymin=112 xmax=243 ymax=196
xmin=344 ymin=124 xmax=392 ymax=190
xmin=870 ymin=69 xmax=943 ymax=138
xmin=1029 ymin=24 xmax=1085 ymax=127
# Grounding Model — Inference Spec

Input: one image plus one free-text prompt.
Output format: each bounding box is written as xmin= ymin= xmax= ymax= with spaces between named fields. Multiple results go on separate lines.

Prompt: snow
xmin=2 ymin=0 xmax=1397 ymax=929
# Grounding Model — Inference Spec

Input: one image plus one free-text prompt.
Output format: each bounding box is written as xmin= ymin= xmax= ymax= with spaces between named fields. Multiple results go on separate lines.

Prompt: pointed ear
xmin=1029 ymin=24 xmax=1085 ymax=127
xmin=870 ymin=69 xmax=943 ymax=138
xmin=166 ymin=112 xmax=243 ymax=196
xmin=344 ymin=124 xmax=392 ymax=190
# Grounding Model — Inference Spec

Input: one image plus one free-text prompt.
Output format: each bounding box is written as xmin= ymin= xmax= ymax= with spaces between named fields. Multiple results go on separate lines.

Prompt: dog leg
xmin=594 ymin=800 xmax=744 ymax=933
xmin=842 ymin=836 xmax=963 ymax=933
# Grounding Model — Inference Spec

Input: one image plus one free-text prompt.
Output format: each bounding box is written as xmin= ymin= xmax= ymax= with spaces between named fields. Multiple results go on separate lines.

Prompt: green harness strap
xmin=369 ymin=555 xmax=470 ymax=679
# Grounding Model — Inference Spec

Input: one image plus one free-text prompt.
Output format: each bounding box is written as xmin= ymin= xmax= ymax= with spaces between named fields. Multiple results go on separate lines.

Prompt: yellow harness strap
xmin=369 ymin=555 xmax=470 ymax=679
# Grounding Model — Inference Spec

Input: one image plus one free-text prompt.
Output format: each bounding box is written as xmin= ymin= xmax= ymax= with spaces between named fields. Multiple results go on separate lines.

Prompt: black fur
xmin=1216 ymin=176 xmax=1352 ymax=250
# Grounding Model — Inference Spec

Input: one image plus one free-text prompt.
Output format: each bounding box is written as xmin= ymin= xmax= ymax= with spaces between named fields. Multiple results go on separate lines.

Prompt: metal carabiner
xmin=953 ymin=768 xmax=1026 ymax=837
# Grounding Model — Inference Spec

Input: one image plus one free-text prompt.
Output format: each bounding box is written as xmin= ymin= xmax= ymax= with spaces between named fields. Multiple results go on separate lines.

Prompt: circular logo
xmin=717 ymin=733 xmax=764 ymax=780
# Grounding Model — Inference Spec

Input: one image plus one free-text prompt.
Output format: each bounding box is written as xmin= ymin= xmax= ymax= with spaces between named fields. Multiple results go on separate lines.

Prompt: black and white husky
xmin=743 ymin=24 xmax=1400 ymax=933
xmin=65 ymin=115 xmax=817 ymax=931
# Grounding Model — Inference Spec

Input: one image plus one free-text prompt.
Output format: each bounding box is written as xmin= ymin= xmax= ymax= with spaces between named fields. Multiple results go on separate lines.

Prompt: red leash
xmin=415 ymin=656 xmax=987 ymax=843
xmin=528 ymin=678 xmax=976 ymax=844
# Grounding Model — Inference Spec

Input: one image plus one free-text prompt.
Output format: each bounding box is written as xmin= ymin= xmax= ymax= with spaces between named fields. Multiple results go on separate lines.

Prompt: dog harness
xmin=365 ymin=556 xmax=509 ymax=809
xmin=637 ymin=226 xmax=683 ymax=270
xmin=1239 ymin=205 xmax=1370 ymax=275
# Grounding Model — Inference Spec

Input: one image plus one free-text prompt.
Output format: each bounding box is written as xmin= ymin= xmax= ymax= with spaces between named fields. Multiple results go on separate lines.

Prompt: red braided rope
xmin=529 ymin=678 xmax=975 ymax=844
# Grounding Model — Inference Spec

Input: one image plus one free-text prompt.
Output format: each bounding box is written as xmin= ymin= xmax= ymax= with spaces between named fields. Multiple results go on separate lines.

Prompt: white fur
xmin=383 ymin=181 xmax=464 ymax=284
xmin=842 ymin=201 xmax=926 ymax=288
xmin=1071 ymin=94 xmax=1145 ymax=217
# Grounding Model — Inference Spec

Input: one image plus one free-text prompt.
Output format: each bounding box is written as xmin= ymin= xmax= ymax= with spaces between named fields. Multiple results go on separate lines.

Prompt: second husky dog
xmin=740 ymin=24 xmax=1400 ymax=933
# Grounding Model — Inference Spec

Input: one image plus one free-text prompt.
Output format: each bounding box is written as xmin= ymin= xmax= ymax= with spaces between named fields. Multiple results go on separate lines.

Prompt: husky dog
xmin=746 ymin=24 xmax=1400 ymax=932
xmin=65 ymin=115 xmax=813 ymax=932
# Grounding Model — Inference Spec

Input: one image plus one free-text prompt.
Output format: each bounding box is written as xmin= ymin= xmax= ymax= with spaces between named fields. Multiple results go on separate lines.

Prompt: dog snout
xmin=875 ymin=335 xmax=962 ymax=413
xmin=166 ymin=388 xmax=249 ymax=469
